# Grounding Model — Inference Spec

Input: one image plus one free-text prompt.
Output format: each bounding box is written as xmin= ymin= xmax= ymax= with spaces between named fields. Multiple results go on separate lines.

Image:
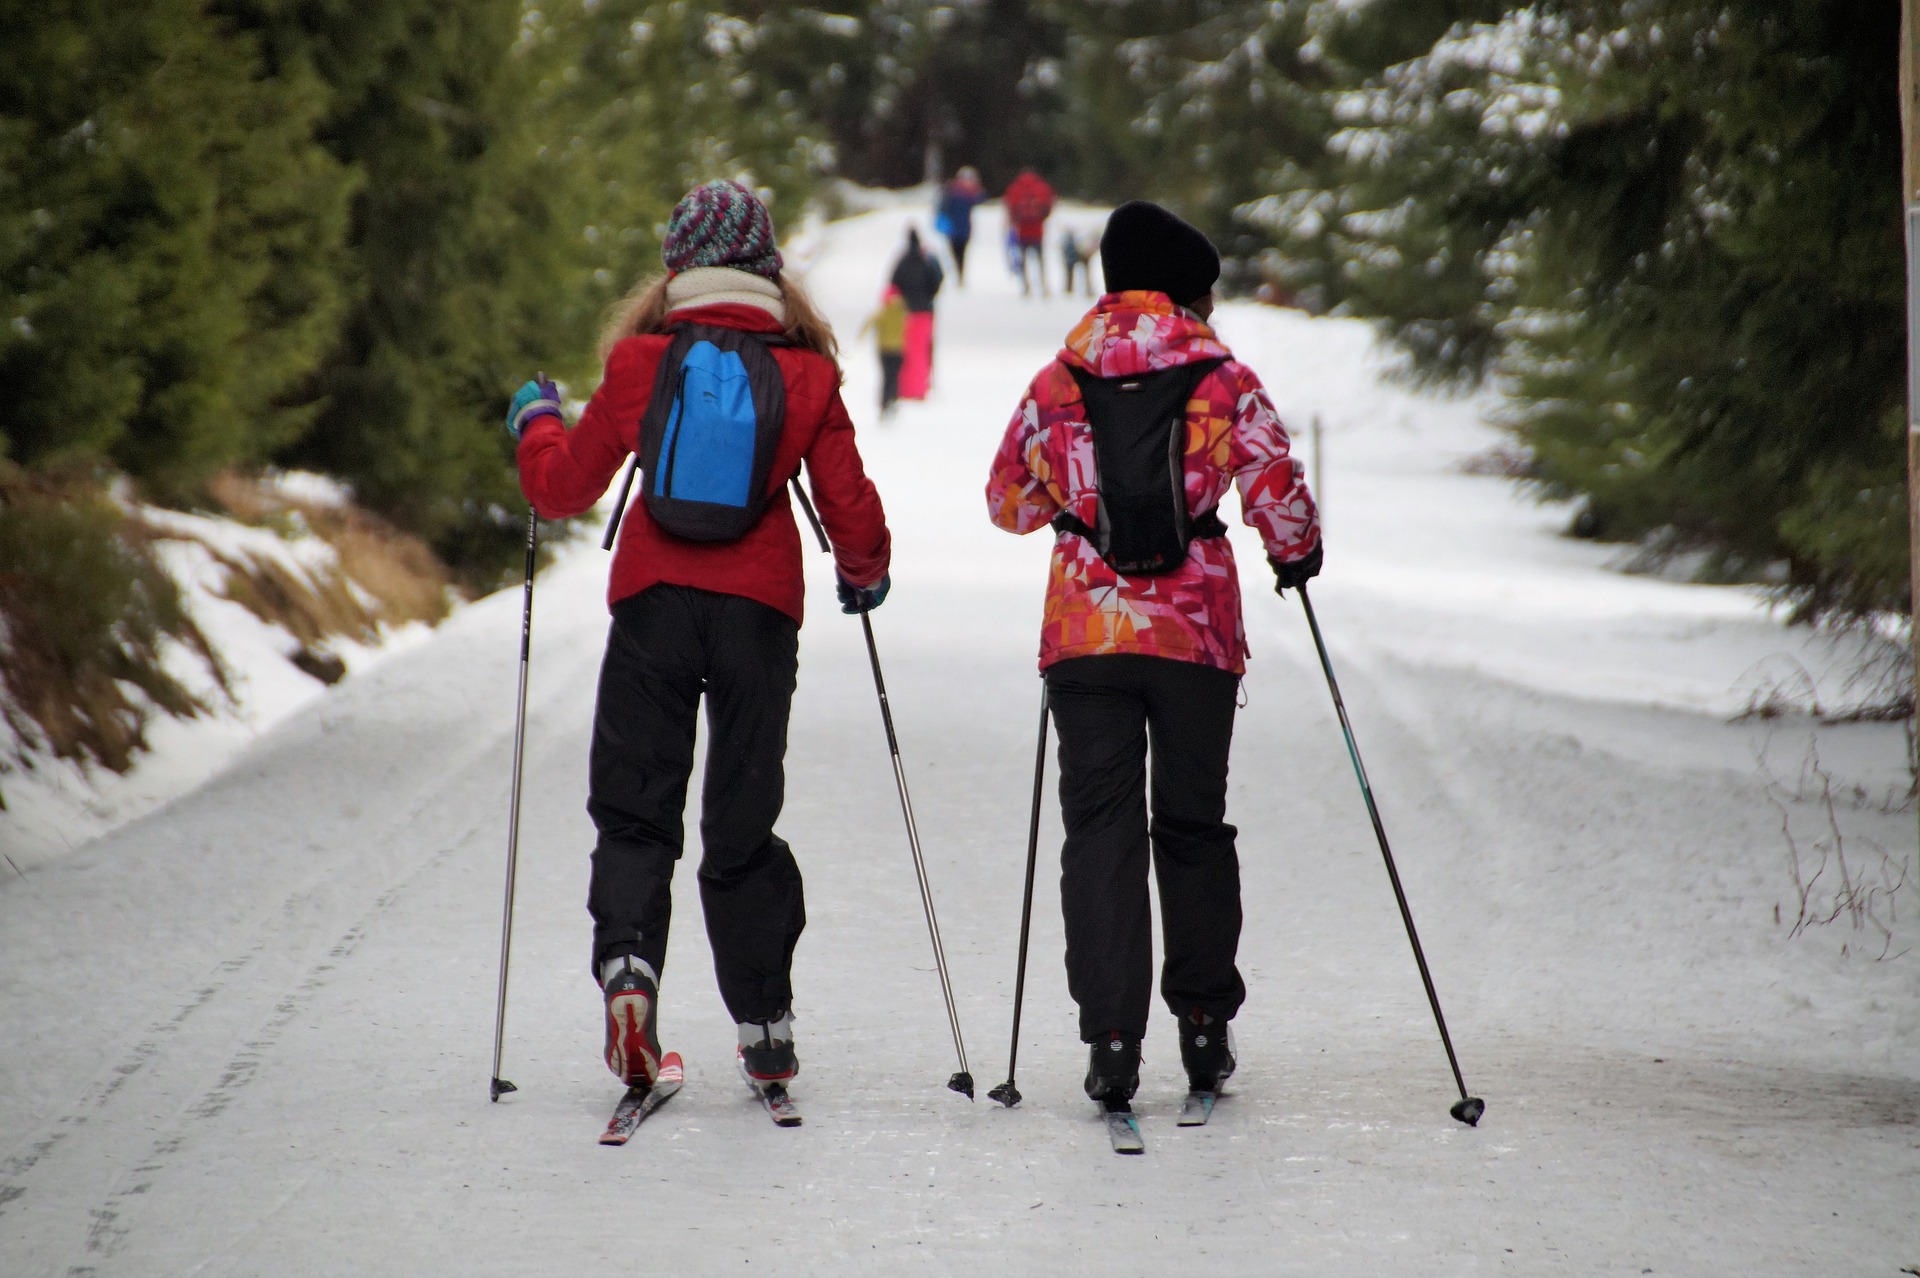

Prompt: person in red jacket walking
xmin=509 ymin=179 xmax=892 ymax=1101
xmin=1003 ymin=167 xmax=1056 ymax=298
xmin=984 ymin=200 xmax=1321 ymax=1107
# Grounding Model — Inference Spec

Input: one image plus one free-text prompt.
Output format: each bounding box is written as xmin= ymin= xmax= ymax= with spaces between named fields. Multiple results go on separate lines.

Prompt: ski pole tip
xmin=491 ymin=1077 xmax=518 ymax=1102
xmin=986 ymin=1080 xmax=1022 ymax=1108
xmin=1450 ymin=1095 xmax=1484 ymax=1127
xmin=948 ymin=1071 xmax=975 ymax=1100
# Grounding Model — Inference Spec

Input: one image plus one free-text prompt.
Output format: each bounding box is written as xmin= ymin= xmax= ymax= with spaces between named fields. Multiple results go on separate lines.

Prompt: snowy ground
xmin=3 ymin=192 xmax=1918 ymax=1276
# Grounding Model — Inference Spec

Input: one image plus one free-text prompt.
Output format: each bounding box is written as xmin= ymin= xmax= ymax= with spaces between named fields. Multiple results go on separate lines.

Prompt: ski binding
xmin=1178 ymin=1090 xmax=1216 ymax=1127
xmin=1102 ymin=1098 xmax=1144 ymax=1154
xmin=754 ymin=1081 xmax=803 ymax=1127
xmin=599 ymin=1051 xmax=685 ymax=1145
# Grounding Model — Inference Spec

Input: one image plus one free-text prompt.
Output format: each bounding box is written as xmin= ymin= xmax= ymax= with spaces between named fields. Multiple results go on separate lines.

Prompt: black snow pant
xmin=1045 ymin=654 xmax=1247 ymax=1043
xmin=586 ymin=585 xmax=803 ymax=1026
xmin=945 ymin=233 xmax=970 ymax=284
xmin=878 ymin=351 xmax=903 ymax=412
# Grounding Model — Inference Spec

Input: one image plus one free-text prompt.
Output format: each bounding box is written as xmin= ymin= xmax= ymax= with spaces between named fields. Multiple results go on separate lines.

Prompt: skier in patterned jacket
xmin=984 ymin=200 xmax=1321 ymax=1105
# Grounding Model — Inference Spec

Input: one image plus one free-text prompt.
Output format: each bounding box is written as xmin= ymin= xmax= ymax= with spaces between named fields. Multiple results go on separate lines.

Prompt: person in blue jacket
xmin=935 ymin=167 xmax=985 ymax=285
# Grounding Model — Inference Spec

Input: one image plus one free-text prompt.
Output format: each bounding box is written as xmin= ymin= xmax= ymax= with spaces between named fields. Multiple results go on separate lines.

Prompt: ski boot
xmin=601 ymin=955 xmax=661 ymax=1089
xmin=1084 ymin=1031 xmax=1141 ymax=1103
xmin=738 ymin=1014 xmax=799 ymax=1092
xmin=1178 ymin=1009 xmax=1236 ymax=1093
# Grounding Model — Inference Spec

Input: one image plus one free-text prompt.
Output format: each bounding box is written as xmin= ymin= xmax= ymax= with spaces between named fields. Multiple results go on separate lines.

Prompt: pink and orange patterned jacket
xmin=985 ymin=292 xmax=1320 ymax=675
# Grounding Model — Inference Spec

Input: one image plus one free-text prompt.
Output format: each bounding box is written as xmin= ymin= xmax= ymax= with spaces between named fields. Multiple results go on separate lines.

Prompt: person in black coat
xmin=887 ymin=229 xmax=945 ymax=398
xmin=888 ymin=229 xmax=944 ymax=312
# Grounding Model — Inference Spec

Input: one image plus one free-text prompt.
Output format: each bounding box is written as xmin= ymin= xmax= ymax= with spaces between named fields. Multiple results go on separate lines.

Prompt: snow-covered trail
xmin=3 ymin=194 xmax=1918 ymax=1276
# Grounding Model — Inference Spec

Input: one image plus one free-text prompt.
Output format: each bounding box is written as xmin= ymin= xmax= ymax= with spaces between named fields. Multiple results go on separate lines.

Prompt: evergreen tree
xmin=0 ymin=0 xmax=353 ymax=496
xmin=1046 ymin=0 xmax=1329 ymax=282
xmin=527 ymin=0 xmax=830 ymax=332
xmin=264 ymin=0 xmax=581 ymax=588
xmin=1299 ymin=0 xmax=1906 ymax=620
xmin=837 ymin=0 xmax=1072 ymax=191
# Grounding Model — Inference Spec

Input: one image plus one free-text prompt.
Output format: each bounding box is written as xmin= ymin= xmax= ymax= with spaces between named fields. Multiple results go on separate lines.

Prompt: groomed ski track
xmin=3 ymin=193 xmax=1918 ymax=1276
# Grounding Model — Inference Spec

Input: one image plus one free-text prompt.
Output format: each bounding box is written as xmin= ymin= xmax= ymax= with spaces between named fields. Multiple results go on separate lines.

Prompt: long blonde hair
xmin=597 ymin=272 xmax=840 ymax=369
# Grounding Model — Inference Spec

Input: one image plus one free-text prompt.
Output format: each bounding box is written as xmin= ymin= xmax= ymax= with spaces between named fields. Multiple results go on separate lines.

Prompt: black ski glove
xmin=1269 ymin=542 xmax=1322 ymax=596
xmin=836 ymin=572 xmax=891 ymax=614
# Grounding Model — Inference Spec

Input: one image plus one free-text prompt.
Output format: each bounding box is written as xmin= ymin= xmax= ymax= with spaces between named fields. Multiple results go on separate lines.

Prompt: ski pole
xmin=603 ymin=455 xmax=639 ymax=550
xmin=491 ymin=505 xmax=539 ymax=1101
xmin=987 ymin=689 xmax=1049 ymax=1108
xmin=1295 ymin=583 xmax=1484 ymax=1127
xmin=790 ymin=480 xmax=975 ymax=1099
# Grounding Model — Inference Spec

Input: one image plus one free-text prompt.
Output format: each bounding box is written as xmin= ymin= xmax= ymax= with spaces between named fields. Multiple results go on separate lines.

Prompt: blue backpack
xmin=626 ymin=322 xmax=788 ymax=543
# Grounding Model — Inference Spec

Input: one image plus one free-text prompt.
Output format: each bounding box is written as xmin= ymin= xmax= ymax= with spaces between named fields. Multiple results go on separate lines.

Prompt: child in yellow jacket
xmin=859 ymin=285 xmax=907 ymax=417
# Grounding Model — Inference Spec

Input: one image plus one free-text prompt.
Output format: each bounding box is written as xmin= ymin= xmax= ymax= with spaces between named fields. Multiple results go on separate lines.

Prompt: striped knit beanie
xmin=661 ymin=180 xmax=784 ymax=278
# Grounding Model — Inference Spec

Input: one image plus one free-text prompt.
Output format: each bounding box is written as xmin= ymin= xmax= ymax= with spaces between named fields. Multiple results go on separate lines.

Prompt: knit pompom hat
xmin=1099 ymin=200 xmax=1220 ymax=307
xmin=661 ymin=180 xmax=784 ymax=278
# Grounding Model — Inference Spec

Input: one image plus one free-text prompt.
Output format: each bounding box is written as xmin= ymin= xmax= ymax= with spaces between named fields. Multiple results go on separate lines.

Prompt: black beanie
xmin=1099 ymin=200 xmax=1220 ymax=306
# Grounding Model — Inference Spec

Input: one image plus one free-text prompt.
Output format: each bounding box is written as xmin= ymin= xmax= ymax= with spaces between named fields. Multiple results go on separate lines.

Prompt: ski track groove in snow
xmin=2 ymin=193 xmax=1918 ymax=1275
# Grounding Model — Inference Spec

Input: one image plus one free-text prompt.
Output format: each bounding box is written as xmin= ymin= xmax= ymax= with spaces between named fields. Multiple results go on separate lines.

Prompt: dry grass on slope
xmin=0 ymin=468 xmax=457 ymax=804
xmin=196 ymin=472 xmax=454 ymax=685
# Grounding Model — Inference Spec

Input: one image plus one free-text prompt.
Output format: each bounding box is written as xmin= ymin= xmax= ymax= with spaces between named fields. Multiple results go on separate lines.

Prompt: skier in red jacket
xmin=1003 ymin=168 xmax=1056 ymax=298
xmin=509 ymin=180 xmax=891 ymax=1102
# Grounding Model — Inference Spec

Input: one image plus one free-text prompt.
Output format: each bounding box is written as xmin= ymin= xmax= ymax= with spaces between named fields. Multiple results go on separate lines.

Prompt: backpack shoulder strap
xmin=1167 ymin=357 xmax=1228 ymax=535
xmin=1052 ymin=356 xmax=1231 ymax=543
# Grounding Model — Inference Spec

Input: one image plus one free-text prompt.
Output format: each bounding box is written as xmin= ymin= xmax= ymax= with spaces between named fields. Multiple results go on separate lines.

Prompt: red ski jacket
xmin=516 ymin=304 xmax=891 ymax=624
xmin=1003 ymin=172 xmax=1055 ymax=246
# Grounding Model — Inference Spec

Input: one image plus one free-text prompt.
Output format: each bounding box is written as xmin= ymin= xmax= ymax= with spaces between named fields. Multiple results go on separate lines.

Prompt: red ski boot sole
xmin=605 ymin=989 xmax=661 ymax=1088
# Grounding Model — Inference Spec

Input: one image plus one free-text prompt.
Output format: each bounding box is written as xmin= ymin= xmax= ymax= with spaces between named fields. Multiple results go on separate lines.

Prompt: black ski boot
xmin=1178 ymin=1009 xmax=1235 ymax=1093
xmin=738 ymin=1014 xmax=798 ymax=1092
xmin=1084 ymin=1031 xmax=1141 ymax=1103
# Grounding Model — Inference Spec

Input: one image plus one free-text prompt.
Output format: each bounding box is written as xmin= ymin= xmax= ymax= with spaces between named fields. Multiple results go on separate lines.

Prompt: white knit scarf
xmin=666 ymin=267 xmax=787 ymax=323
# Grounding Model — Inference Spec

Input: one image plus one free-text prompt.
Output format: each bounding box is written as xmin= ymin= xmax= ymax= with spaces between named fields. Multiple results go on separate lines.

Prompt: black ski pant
xmin=878 ymin=351 xmax=902 ymax=411
xmin=1045 ymin=654 xmax=1246 ymax=1043
xmin=945 ymin=233 xmax=970 ymax=283
xmin=586 ymin=585 xmax=804 ymax=1025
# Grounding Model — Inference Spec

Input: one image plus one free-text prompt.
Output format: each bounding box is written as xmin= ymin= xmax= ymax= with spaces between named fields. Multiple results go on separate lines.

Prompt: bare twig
xmin=1760 ymin=734 xmax=1910 ymax=959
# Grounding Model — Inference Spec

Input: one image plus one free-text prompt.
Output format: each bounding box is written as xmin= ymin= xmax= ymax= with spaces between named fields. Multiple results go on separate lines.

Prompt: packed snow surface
xmin=3 ymin=191 xmax=1916 ymax=1276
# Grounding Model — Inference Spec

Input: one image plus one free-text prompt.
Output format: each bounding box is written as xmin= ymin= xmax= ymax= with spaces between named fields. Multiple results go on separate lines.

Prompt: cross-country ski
xmin=1102 ymin=1101 xmax=1145 ymax=1155
xmin=598 ymin=1053 xmax=685 ymax=1145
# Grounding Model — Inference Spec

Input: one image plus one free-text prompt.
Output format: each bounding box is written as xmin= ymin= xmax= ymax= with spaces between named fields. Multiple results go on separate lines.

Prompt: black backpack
xmin=1052 ymin=357 xmax=1227 ymax=576
xmin=623 ymin=322 xmax=789 ymax=543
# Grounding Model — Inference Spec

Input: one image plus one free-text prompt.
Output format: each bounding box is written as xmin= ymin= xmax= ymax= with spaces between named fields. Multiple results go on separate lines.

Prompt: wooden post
xmin=1311 ymin=414 xmax=1324 ymax=524
xmin=1903 ymin=1 xmax=1920 ymax=840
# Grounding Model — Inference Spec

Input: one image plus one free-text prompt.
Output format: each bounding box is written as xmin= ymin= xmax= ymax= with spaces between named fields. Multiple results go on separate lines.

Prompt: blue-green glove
xmin=836 ymin=573 xmax=890 ymax=614
xmin=505 ymin=378 xmax=561 ymax=440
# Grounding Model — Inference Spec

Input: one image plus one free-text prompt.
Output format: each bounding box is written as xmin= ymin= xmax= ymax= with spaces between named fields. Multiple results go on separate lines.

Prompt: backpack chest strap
xmin=1051 ymin=507 xmax=1227 ymax=542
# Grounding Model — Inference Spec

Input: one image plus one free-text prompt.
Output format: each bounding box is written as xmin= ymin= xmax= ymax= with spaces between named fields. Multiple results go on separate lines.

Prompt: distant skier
xmin=984 ymin=200 xmax=1321 ymax=1108
xmin=1061 ymin=229 xmax=1097 ymax=298
xmin=887 ymin=228 xmax=944 ymax=400
xmin=935 ymin=166 xmax=985 ymax=285
xmin=508 ymin=179 xmax=892 ymax=1109
xmin=859 ymin=284 xmax=908 ymax=418
xmin=1002 ymin=167 xmax=1055 ymax=297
